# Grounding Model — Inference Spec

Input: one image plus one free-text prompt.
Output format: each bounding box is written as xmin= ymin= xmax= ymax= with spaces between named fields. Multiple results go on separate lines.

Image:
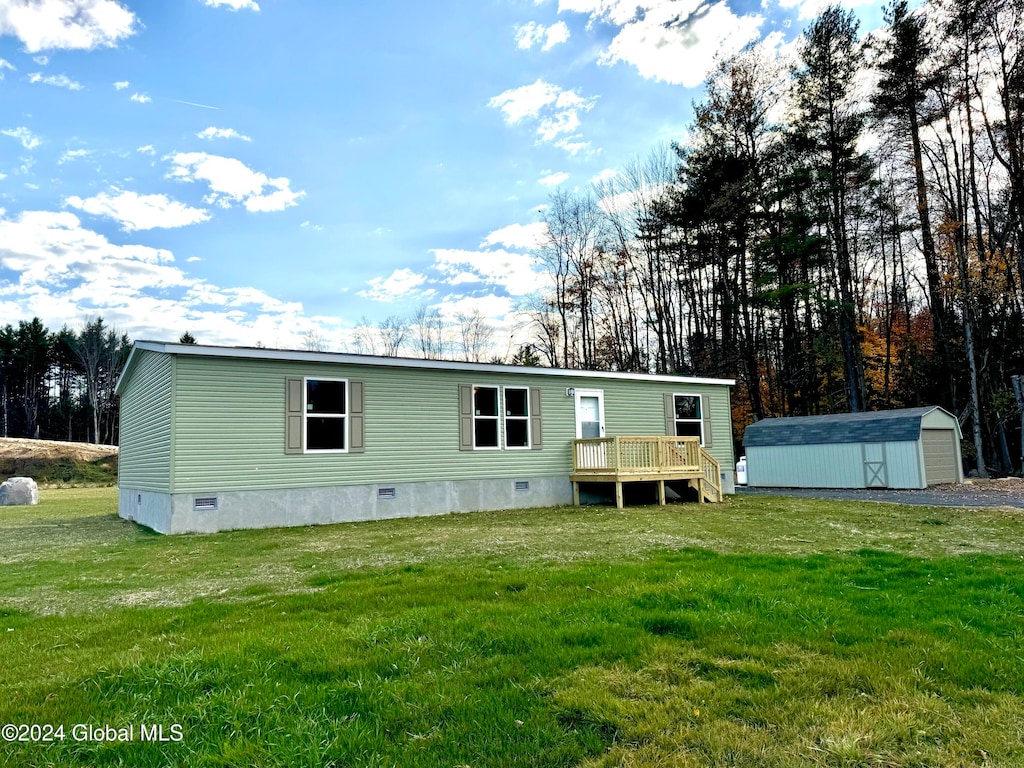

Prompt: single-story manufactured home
xmin=742 ymin=406 xmax=963 ymax=489
xmin=116 ymin=342 xmax=736 ymax=533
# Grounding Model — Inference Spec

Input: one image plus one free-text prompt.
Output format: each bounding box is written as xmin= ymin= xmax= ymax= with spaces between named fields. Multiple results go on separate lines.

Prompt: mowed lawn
xmin=2 ymin=489 xmax=1024 ymax=767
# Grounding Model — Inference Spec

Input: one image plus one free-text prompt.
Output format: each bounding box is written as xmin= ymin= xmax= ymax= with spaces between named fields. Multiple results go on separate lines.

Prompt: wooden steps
xmin=570 ymin=436 xmax=722 ymax=508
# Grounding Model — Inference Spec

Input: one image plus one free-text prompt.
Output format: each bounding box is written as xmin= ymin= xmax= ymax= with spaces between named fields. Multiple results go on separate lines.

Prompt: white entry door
xmin=574 ymin=389 xmax=605 ymax=439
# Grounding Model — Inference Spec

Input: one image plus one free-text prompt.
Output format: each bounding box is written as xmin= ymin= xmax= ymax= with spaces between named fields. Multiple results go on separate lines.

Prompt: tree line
xmin=520 ymin=0 xmax=1024 ymax=476
xmin=0 ymin=318 xmax=131 ymax=444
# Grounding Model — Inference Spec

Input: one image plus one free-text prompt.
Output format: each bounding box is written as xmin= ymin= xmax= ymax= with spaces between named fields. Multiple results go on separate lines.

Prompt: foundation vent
xmin=514 ymin=480 xmax=530 ymax=492
xmin=193 ymin=496 xmax=219 ymax=511
xmin=377 ymin=487 xmax=397 ymax=499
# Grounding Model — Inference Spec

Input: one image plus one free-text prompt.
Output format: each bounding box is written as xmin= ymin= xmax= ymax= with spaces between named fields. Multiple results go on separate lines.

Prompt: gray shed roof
xmin=743 ymin=407 xmax=951 ymax=447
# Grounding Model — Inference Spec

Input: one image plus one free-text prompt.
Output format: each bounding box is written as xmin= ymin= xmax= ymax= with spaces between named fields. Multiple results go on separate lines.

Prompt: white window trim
xmin=673 ymin=392 xmax=704 ymax=446
xmin=503 ymin=386 xmax=531 ymax=450
xmin=304 ymin=376 xmax=349 ymax=454
xmin=472 ymin=383 xmax=502 ymax=451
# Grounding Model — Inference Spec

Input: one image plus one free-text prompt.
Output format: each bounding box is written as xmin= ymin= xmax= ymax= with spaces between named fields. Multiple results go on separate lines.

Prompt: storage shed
xmin=743 ymin=406 xmax=963 ymax=489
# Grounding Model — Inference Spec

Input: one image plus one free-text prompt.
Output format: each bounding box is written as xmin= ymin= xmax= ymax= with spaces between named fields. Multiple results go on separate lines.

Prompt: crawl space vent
xmin=377 ymin=487 xmax=397 ymax=499
xmin=193 ymin=496 xmax=218 ymax=511
xmin=514 ymin=480 xmax=530 ymax=492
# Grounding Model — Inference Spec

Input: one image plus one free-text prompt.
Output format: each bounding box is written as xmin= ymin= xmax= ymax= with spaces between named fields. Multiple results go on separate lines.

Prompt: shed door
xmin=922 ymin=429 xmax=958 ymax=484
xmin=862 ymin=443 xmax=888 ymax=488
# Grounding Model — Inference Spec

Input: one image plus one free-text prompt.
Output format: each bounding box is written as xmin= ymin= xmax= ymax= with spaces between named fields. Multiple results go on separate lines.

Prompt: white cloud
xmin=433 ymin=293 xmax=515 ymax=323
xmin=554 ymin=137 xmax=592 ymax=156
xmin=598 ymin=181 xmax=671 ymax=216
xmin=58 ymin=148 xmax=90 ymax=164
xmin=0 ymin=209 xmax=181 ymax=294
xmin=0 ymin=58 xmax=15 ymax=78
xmin=32 ymin=54 xmax=47 ymax=65
xmin=590 ymin=168 xmax=618 ymax=184
xmin=430 ymin=248 xmax=546 ymax=295
xmin=196 ymin=126 xmax=252 ymax=142
xmin=480 ymin=222 xmax=548 ymax=250
xmin=489 ymin=79 xmax=597 ymax=152
xmin=136 ymin=144 xmax=155 ymax=155
xmin=28 ymin=71 xmax=82 ymax=90
xmin=538 ymin=170 xmax=570 ymax=186
xmin=114 ymin=80 xmax=129 ymax=89
xmin=358 ymin=268 xmax=428 ymax=302
xmin=780 ymin=0 xmax=877 ymax=20
xmin=66 ymin=189 xmax=211 ymax=231
xmin=0 ymin=208 xmax=328 ymax=348
xmin=300 ymin=220 xmax=323 ymax=231
xmin=515 ymin=20 xmax=571 ymax=50
xmin=203 ymin=0 xmax=260 ymax=10
xmin=186 ymin=256 xmax=201 ymax=262
xmin=130 ymin=92 xmax=151 ymax=103
xmin=0 ymin=0 xmax=137 ymax=53
xmin=557 ymin=0 xmax=764 ymax=87
xmin=168 ymin=152 xmax=304 ymax=213
xmin=2 ymin=126 xmax=41 ymax=150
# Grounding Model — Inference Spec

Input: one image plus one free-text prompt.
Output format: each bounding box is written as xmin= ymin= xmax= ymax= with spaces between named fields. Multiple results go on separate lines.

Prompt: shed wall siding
xmin=883 ymin=441 xmax=925 ymax=488
xmin=746 ymin=440 xmax=922 ymax=488
xmin=170 ymin=355 xmax=733 ymax=493
xmin=746 ymin=443 xmax=863 ymax=487
xmin=921 ymin=409 xmax=960 ymax=432
xmin=118 ymin=350 xmax=173 ymax=492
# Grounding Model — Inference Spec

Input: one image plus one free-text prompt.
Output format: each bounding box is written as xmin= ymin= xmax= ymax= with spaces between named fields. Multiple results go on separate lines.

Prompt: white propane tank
xmin=735 ymin=455 xmax=748 ymax=485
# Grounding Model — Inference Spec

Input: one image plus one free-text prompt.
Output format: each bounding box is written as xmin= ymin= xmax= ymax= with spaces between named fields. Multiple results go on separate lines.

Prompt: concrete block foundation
xmin=119 ymin=476 xmax=574 ymax=534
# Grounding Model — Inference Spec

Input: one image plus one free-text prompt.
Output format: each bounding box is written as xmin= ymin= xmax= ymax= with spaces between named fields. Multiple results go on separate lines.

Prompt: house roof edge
xmin=122 ymin=340 xmax=736 ymax=387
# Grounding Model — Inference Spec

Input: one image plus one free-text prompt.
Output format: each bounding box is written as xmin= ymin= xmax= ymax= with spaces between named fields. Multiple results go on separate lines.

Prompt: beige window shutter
xmin=349 ymin=380 xmax=365 ymax=453
xmin=701 ymin=395 xmax=713 ymax=448
xmin=529 ymin=388 xmax=543 ymax=450
xmin=459 ymin=384 xmax=474 ymax=450
xmin=528 ymin=391 xmax=544 ymax=450
xmin=285 ymin=377 xmax=304 ymax=454
xmin=663 ymin=393 xmax=675 ymax=436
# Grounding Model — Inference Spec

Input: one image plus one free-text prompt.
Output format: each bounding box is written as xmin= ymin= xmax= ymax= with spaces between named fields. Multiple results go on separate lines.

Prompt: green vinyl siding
xmin=118 ymin=350 xmax=173 ymax=492
xmin=168 ymin=354 xmax=734 ymax=494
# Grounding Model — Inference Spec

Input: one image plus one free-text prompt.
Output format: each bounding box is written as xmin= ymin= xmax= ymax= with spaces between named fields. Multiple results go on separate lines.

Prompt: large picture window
xmin=673 ymin=394 xmax=704 ymax=444
xmin=503 ymin=387 xmax=530 ymax=449
xmin=473 ymin=385 xmax=500 ymax=449
xmin=306 ymin=378 xmax=347 ymax=452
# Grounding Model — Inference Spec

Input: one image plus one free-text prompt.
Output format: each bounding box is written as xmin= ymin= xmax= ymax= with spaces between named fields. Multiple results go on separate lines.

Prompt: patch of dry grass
xmin=4 ymin=488 xmax=1024 ymax=615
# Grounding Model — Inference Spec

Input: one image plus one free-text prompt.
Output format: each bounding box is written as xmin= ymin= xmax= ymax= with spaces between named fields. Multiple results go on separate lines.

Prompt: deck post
xmin=698 ymin=478 xmax=705 ymax=504
xmin=572 ymin=482 xmax=580 ymax=506
xmin=613 ymin=436 xmax=621 ymax=471
xmin=658 ymin=479 xmax=666 ymax=506
xmin=615 ymin=481 xmax=623 ymax=509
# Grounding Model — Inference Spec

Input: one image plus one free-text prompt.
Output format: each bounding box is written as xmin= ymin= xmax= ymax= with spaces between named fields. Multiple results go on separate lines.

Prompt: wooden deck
xmin=570 ymin=436 xmax=722 ymax=507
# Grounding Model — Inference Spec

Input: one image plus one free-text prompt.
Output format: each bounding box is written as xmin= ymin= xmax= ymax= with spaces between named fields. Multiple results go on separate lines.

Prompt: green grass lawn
xmin=2 ymin=489 xmax=1024 ymax=767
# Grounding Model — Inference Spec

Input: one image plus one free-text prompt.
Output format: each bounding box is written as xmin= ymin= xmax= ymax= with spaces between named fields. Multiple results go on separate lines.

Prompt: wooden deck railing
xmin=571 ymin=435 xmax=723 ymax=503
xmin=573 ymin=435 xmax=701 ymax=473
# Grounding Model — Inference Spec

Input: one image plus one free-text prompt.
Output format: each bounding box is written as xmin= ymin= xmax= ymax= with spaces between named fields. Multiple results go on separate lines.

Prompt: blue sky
xmin=0 ymin=0 xmax=891 ymax=351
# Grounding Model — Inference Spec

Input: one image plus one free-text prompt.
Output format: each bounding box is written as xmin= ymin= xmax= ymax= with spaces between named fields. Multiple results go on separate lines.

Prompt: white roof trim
xmin=116 ymin=340 xmax=735 ymax=393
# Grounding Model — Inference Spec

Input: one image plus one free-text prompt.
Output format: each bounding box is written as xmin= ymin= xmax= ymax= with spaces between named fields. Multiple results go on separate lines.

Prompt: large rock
xmin=0 ymin=476 xmax=38 ymax=506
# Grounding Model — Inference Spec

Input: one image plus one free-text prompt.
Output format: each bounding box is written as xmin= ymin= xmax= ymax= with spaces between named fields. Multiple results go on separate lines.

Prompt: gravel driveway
xmin=736 ymin=477 xmax=1024 ymax=509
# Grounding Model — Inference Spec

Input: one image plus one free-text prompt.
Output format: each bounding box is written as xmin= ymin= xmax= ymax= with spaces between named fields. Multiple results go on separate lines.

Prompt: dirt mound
xmin=0 ymin=438 xmax=118 ymax=485
xmin=0 ymin=437 xmax=118 ymax=462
